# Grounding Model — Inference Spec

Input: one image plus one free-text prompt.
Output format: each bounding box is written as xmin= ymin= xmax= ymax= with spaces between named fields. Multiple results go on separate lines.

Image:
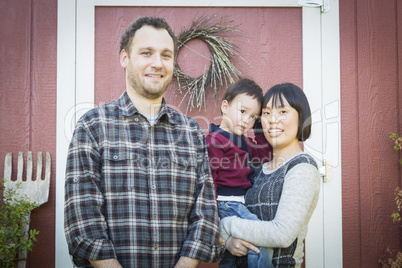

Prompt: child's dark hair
xmin=263 ymin=83 xmax=312 ymax=141
xmin=222 ymin=78 xmax=263 ymax=105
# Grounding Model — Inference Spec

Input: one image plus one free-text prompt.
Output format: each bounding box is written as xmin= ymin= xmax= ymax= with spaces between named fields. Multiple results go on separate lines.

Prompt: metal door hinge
xmin=298 ymin=0 xmax=330 ymax=13
xmin=319 ymin=159 xmax=333 ymax=183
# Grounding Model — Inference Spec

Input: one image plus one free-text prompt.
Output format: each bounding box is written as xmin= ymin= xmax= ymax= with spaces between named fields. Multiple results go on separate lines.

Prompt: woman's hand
xmin=227 ymin=238 xmax=260 ymax=256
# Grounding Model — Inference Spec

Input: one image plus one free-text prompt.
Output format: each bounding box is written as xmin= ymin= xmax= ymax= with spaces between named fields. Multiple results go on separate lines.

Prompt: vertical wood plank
xmin=398 ymin=0 xmax=402 ymax=182
xmin=27 ymin=0 xmax=58 ymax=266
xmin=398 ymin=0 xmax=402 ymax=252
xmin=339 ymin=0 xmax=362 ymax=266
xmin=0 ymin=0 xmax=58 ymax=267
xmin=0 ymin=0 xmax=32 ymax=184
xmin=398 ymin=1 xmax=402 ymax=150
xmin=355 ymin=0 xmax=400 ymax=266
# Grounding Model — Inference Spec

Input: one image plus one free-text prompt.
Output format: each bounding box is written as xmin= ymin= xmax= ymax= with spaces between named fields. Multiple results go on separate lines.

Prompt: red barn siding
xmin=0 ymin=0 xmax=57 ymax=267
xmin=340 ymin=0 xmax=401 ymax=267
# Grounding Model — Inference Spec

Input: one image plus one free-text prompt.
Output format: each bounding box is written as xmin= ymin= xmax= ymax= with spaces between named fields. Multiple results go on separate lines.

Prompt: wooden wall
xmin=340 ymin=0 xmax=402 ymax=266
xmin=0 ymin=0 xmax=401 ymax=267
xmin=0 ymin=0 xmax=57 ymax=267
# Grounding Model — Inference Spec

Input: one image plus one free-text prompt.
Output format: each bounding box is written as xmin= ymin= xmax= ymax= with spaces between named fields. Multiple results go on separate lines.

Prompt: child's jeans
xmin=218 ymin=201 xmax=274 ymax=268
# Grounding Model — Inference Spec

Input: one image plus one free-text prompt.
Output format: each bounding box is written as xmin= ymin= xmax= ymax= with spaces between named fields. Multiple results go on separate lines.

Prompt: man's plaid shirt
xmin=64 ymin=91 xmax=223 ymax=267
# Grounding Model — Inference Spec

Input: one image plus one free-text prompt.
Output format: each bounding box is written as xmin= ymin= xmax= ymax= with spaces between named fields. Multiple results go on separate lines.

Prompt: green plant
xmin=379 ymin=132 xmax=402 ymax=268
xmin=391 ymin=187 xmax=402 ymax=225
xmin=0 ymin=179 xmax=40 ymax=267
xmin=380 ymin=247 xmax=402 ymax=268
xmin=389 ymin=132 xmax=402 ymax=165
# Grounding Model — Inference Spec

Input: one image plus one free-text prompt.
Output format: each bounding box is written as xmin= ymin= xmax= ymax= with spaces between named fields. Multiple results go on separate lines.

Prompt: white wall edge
xmin=56 ymin=0 xmax=76 ymax=266
xmin=304 ymin=0 xmax=343 ymax=267
xmin=76 ymin=0 xmax=96 ymax=119
xmin=321 ymin=0 xmax=343 ymax=267
xmin=302 ymin=6 xmax=325 ymax=268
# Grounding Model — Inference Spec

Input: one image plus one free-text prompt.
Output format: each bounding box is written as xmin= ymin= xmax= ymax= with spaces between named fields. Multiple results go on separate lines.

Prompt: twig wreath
xmin=174 ymin=14 xmax=242 ymax=112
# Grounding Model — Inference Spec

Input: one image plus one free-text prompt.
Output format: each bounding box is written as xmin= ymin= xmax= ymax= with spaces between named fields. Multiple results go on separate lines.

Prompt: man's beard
xmin=128 ymin=74 xmax=170 ymax=100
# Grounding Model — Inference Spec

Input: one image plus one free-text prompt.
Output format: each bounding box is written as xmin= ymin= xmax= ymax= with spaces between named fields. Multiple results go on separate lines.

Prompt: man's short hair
xmin=120 ymin=16 xmax=177 ymax=56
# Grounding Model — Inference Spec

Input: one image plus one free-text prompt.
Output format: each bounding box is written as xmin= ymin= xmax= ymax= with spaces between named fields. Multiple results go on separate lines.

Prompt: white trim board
xmin=302 ymin=6 xmax=325 ymax=267
xmin=94 ymin=0 xmax=300 ymax=7
xmin=319 ymin=0 xmax=342 ymax=266
xmin=56 ymin=0 xmax=76 ymax=267
xmin=56 ymin=1 xmax=342 ymax=267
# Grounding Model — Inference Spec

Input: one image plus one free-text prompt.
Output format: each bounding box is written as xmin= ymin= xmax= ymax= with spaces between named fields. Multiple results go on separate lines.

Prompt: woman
xmin=219 ymin=83 xmax=321 ymax=267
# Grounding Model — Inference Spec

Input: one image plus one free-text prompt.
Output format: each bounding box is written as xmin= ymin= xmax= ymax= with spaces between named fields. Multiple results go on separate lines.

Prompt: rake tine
xmin=27 ymin=151 xmax=33 ymax=182
xmin=44 ymin=153 xmax=51 ymax=202
xmin=36 ymin=152 xmax=42 ymax=181
xmin=37 ymin=152 xmax=51 ymax=205
xmin=3 ymin=153 xmax=12 ymax=193
xmin=17 ymin=152 xmax=35 ymax=200
xmin=45 ymin=152 xmax=51 ymax=184
xmin=4 ymin=153 xmax=12 ymax=181
xmin=33 ymin=152 xmax=43 ymax=203
xmin=17 ymin=152 xmax=24 ymax=182
xmin=17 ymin=152 xmax=23 ymax=183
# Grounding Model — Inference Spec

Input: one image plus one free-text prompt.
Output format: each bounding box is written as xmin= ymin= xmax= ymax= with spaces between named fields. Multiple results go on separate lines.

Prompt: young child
xmin=206 ymin=78 xmax=273 ymax=268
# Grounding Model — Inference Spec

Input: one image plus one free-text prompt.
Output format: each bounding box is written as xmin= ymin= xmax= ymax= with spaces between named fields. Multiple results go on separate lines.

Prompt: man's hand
xmin=89 ymin=258 xmax=122 ymax=268
xmin=227 ymin=238 xmax=260 ymax=256
xmin=174 ymin=256 xmax=200 ymax=268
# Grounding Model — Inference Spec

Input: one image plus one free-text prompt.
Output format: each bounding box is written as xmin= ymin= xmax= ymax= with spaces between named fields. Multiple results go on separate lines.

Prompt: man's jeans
xmin=218 ymin=201 xmax=274 ymax=268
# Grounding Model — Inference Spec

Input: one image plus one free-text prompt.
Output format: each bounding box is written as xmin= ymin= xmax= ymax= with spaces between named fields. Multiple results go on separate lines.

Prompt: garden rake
xmin=3 ymin=151 xmax=51 ymax=268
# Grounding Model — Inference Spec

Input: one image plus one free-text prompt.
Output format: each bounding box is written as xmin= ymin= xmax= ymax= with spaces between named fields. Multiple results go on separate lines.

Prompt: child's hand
xmin=218 ymin=235 xmax=226 ymax=246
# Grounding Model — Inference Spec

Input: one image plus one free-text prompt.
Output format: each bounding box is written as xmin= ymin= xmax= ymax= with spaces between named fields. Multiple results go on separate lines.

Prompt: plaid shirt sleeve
xmin=64 ymin=118 xmax=117 ymax=267
xmin=179 ymin=127 xmax=225 ymax=262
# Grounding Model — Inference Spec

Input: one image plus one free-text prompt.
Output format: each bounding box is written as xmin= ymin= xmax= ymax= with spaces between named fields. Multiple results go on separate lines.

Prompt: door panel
xmin=94 ymin=7 xmax=302 ymax=268
xmin=94 ymin=7 xmax=302 ymax=132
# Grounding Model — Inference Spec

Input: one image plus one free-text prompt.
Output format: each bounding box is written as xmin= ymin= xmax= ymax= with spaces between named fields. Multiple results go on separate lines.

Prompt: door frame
xmin=56 ymin=1 xmax=342 ymax=267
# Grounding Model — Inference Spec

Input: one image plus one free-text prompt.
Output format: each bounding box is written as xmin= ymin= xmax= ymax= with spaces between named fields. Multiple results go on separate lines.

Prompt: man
xmin=64 ymin=16 xmax=224 ymax=268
